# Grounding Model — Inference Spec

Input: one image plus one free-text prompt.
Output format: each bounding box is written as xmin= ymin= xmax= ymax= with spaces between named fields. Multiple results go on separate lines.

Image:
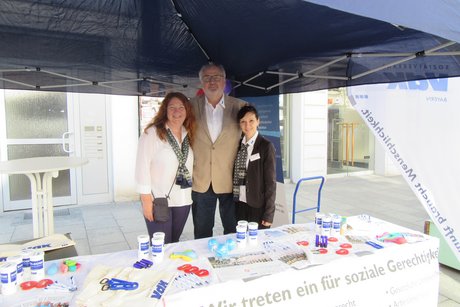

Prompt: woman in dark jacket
xmin=233 ymin=105 xmax=276 ymax=229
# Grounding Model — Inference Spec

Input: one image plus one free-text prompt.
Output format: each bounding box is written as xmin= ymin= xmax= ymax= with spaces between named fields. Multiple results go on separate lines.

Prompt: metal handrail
xmin=292 ymin=176 xmax=325 ymax=224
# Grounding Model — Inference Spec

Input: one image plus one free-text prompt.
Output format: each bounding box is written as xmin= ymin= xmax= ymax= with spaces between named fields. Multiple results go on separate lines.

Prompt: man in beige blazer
xmin=191 ymin=63 xmax=247 ymax=239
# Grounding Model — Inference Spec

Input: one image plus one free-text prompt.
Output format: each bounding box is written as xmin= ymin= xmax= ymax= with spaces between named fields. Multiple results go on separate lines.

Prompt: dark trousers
xmin=235 ymin=201 xmax=271 ymax=229
xmin=144 ymin=205 xmax=190 ymax=244
xmin=192 ymin=186 xmax=236 ymax=239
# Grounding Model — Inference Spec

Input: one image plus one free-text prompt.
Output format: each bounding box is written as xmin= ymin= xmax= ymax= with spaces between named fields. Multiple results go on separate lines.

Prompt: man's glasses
xmin=202 ymin=75 xmax=224 ymax=83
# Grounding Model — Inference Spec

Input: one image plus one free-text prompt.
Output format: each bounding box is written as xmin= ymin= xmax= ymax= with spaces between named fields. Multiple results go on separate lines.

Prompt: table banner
xmin=163 ymin=238 xmax=439 ymax=307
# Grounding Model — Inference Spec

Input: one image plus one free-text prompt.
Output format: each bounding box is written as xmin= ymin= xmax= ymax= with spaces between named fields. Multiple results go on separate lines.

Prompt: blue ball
xmin=46 ymin=263 xmax=58 ymax=276
xmin=226 ymin=238 xmax=236 ymax=251
xmin=208 ymin=238 xmax=218 ymax=251
xmin=215 ymin=243 xmax=229 ymax=258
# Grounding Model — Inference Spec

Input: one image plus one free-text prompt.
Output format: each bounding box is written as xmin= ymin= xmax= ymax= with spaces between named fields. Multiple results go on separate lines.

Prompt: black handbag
xmin=152 ymin=169 xmax=177 ymax=222
xmin=152 ymin=197 xmax=170 ymax=223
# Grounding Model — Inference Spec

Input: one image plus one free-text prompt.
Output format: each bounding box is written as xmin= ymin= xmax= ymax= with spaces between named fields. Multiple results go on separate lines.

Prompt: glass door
xmin=327 ymin=88 xmax=374 ymax=175
xmin=0 ymin=90 xmax=77 ymax=211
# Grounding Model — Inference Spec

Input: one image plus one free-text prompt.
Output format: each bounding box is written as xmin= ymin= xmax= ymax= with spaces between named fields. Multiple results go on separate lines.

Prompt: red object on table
xmin=20 ymin=279 xmax=54 ymax=290
xmin=336 ymin=248 xmax=349 ymax=255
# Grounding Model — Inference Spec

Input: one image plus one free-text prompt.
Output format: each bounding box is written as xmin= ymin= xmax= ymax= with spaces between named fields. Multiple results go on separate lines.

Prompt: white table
xmin=0 ymin=156 xmax=88 ymax=238
xmin=0 ymin=217 xmax=440 ymax=307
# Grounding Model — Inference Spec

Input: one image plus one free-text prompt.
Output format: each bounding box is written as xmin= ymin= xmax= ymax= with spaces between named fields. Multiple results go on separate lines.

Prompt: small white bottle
xmin=248 ymin=222 xmax=258 ymax=245
xmin=151 ymin=232 xmax=165 ymax=263
xmin=321 ymin=215 xmax=332 ymax=236
xmin=7 ymin=255 xmax=23 ymax=283
xmin=236 ymin=224 xmax=247 ymax=248
xmin=137 ymin=234 xmax=150 ymax=260
xmin=315 ymin=212 xmax=324 ymax=233
xmin=29 ymin=251 xmax=45 ymax=281
xmin=0 ymin=262 xmax=18 ymax=295
xmin=331 ymin=215 xmax=342 ymax=237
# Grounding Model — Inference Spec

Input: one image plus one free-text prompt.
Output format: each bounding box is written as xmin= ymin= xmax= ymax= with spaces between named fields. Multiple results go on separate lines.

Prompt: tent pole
xmin=303 ymin=55 xmax=348 ymax=75
xmin=0 ymin=77 xmax=36 ymax=88
xmin=40 ymin=83 xmax=92 ymax=89
xmin=40 ymin=69 xmax=91 ymax=84
xmin=352 ymin=41 xmax=457 ymax=80
xmin=267 ymin=75 xmax=300 ymax=91
xmin=303 ymin=75 xmax=348 ymax=80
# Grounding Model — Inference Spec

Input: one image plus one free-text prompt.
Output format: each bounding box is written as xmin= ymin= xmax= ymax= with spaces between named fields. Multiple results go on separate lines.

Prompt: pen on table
xmin=365 ymin=241 xmax=384 ymax=249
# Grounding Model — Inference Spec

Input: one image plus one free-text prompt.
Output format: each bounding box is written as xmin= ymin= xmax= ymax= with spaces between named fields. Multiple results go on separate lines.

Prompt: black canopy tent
xmin=0 ymin=0 xmax=459 ymax=97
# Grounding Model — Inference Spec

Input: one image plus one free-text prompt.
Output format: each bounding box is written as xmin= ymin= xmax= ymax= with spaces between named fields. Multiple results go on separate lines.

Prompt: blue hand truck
xmin=292 ymin=176 xmax=325 ymax=224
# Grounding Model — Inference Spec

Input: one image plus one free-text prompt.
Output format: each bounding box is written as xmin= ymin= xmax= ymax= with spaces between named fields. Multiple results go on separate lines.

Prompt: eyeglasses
xmin=202 ymin=75 xmax=224 ymax=83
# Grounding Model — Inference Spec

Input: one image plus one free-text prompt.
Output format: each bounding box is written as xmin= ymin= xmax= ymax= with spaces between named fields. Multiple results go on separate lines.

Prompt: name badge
xmin=250 ymin=153 xmax=260 ymax=161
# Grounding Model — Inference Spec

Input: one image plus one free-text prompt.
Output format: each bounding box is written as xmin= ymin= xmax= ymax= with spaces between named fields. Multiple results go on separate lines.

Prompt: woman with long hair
xmin=135 ymin=92 xmax=195 ymax=243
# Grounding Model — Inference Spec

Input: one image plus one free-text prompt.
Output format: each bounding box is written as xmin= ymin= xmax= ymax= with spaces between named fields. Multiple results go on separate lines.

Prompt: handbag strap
xmin=152 ymin=167 xmax=179 ymax=199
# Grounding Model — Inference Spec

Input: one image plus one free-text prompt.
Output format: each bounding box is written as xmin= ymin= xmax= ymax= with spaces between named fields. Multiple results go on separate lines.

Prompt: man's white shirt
xmin=205 ymin=96 xmax=225 ymax=143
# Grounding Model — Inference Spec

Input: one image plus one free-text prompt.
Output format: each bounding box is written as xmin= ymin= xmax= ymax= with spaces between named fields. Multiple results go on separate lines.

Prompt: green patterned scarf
xmin=166 ymin=128 xmax=192 ymax=188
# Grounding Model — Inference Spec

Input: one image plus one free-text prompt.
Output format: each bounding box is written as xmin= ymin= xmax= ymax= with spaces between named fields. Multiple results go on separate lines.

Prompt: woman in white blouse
xmin=135 ymin=92 xmax=195 ymax=243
